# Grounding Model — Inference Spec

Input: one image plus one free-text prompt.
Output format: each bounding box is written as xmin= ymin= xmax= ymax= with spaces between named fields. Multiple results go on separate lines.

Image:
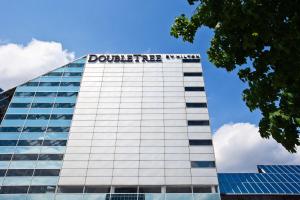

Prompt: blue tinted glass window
xmin=18 ymin=140 xmax=43 ymax=146
xmin=31 ymin=103 xmax=53 ymax=108
xmin=50 ymin=114 xmax=72 ymax=120
xmin=191 ymin=161 xmax=216 ymax=168
xmin=14 ymin=92 xmax=35 ymax=97
xmin=12 ymin=154 xmax=38 ymax=160
xmin=60 ymin=82 xmax=80 ymax=86
xmin=46 ymin=127 xmax=69 ymax=132
xmin=39 ymin=82 xmax=60 ymax=86
xmin=57 ymin=92 xmax=77 ymax=97
xmin=63 ymin=72 xmax=82 ymax=77
xmin=0 ymin=127 xmax=22 ymax=132
xmin=5 ymin=115 xmax=27 ymax=120
xmin=27 ymin=114 xmax=50 ymax=120
xmin=10 ymin=103 xmax=31 ymax=108
xmin=38 ymin=154 xmax=63 ymax=160
xmin=22 ymin=127 xmax=46 ymax=132
xmin=0 ymin=140 xmax=18 ymax=146
xmin=43 ymin=72 xmax=63 ymax=77
xmin=21 ymin=82 xmax=39 ymax=87
xmin=35 ymin=92 xmax=57 ymax=97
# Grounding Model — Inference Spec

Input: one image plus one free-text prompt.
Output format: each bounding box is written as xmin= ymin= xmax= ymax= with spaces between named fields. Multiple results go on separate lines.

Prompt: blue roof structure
xmin=218 ymin=165 xmax=300 ymax=195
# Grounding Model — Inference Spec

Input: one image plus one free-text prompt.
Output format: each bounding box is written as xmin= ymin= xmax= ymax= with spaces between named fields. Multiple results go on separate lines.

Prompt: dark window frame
xmin=185 ymin=87 xmax=205 ymax=92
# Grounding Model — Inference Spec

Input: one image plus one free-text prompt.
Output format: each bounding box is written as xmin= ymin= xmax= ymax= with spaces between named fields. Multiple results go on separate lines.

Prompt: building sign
xmin=88 ymin=54 xmax=162 ymax=63
xmin=88 ymin=54 xmax=200 ymax=63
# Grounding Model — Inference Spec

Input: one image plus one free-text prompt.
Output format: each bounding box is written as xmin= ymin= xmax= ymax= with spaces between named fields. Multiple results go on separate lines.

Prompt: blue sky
xmin=0 ymin=0 xmax=261 ymax=132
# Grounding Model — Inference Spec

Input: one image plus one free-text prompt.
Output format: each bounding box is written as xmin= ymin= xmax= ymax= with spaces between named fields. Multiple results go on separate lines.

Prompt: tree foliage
xmin=171 ymin=0 xmax=300 ymax=152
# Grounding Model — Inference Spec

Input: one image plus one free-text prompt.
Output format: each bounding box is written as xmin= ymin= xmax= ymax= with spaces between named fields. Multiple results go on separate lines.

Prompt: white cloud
xmin=0 ymin=39 xmax=75 ymax=90
xmin=213 ymin=122 xmax=300 ymax=172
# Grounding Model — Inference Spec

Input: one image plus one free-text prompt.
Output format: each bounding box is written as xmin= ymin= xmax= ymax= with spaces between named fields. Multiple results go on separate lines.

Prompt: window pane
xmin=50 ymin=114 xmax=73 ymax=120
xmin=39 ymin=82 xmax=60 ymax=86
xmin=57 ymin=186 xmax=84 ymax=193
xmin=184 ymin=87 xmax=205 ymax=91
xmin=0 ymin=154 xmax=12 ymax=161
xmin=139 ymin=187 xmax=161 ymax=193
xmin=193 ymin=186 xmax=211 ymax=193
xmin=0 ymin=186 xmax=29 ymax=194
xmin=0 ymin=140 xmax=18 ymax=146
xmin=191 ymin=161 xmax=216 ymax=168
xmin=38 ymin=154 xmax=64 ymax=160
xmin=5 ymin=114 xmax=27 ymax=120
xmin=43 ymin=140 xmax=67 ymax=146
xmin=166 ymin=186 xmax=192 ymax=193
xmin=34 ymin=169 xmax=60 ymax=176
xmin=18 ymin=140 xmax=43 ymax=146
xmin=10 ymin=103 xmax=31 ymax=108
xmin=114 ymin=187 xmax=138 ymax=193
xmin=186 ymin=103 xmax=207 ymax=108
xmin=12 ymin=154 xmax=38 ymax=160
xmin=84 ymin=186 xmax=110 ymax=193
xmin=183 ymin=72 xmax=202 ymax=76
xmin=27 ymin=114 xmax=50 ymax=120
xmin=189 ymin=140 xmax=212 ymax=146
xmin=188 ymin=120 xmax=210 ymax=126
xmin=28 ymin=185 xmax=56 ymax=193
xmin=6 ymin=169 xmax=34 ymax=176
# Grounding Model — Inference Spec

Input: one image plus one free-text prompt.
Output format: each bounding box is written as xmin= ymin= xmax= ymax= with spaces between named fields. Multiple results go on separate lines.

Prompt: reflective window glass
xmin=6 ymin=169 xmax=34 ymax=176
xmin=115 ymin=187 xmax=137 ymax=193
xmin=191 ymin=161 xmax=216 ymax=168
xmin=139 ymin=187 xmax=161 ymax=193
xmin=10 ymin=103 xmax=31 ymax=108
xmin=185 ymin=87 xmax=205 ymax=91
xmin=28 ymin=185 xmax=56 ymax=193
xmin=0 ymin=140 xmax=18 ymax=146
xmin=43 ymin=140 xmax=67 ymax=146
xmin=60 ymin=82 xmax=80 ymax=86
xmin=0 ymin=169 xmax=6 ymax=176
xmin=38 ymin=154 xmax=63 ymax=160
xmin=189 ymin=140 xmax=212 ymax=146
xmin=39 ymin=82 xmax=60 ymax=86
xmin=67 ymin=63 xmax=84 ymax=68
xmin=166 ymin=186 xmax=192 ymax=193
xmin=43 ymin=72 xmax=63 ymax=77
xmin=183 ymin=72 xmax=202 ymax=76
xmin=54 ymin=103 xmax=75 ymax=108
xmin=31 ymin=103 xmax=53 ymax=108
xmin=0 ymin=127 xmax=22 ymax=132
xmin=12 ymin=154 xmax=38 ymax=160
xmin=14 ymin=92 xmax=35 ymax=97
xmin=46 ymin=127 xmax=70 ymax=132
xmin=18 ymin=140 xmax=43 ymax=146
xmin=27 ymin=114 xmax=50 ymax=120
xmin=84 ymin=186 xmax=110 ymax=193
xmin=0 ymin=186 xmax=29 ymax=194
xmin=22 ymin=127 xmax=46 ymax=133
xmin=34 ymin=169 xmax=60 ymax=176
xmin=35 ymin=92 xmax=57 ymax=97
xmin=57 ymin=186 xmax=84 ymax=193
xmin=186 ymin=103 xmax=207 ymax=108
xmin=50 ymin=114 xmax=73 ymax=120
xmin=0 ymin=154 xmax=12 ymax=161
xmin=5 ymin=114 xmax=27 ymax=120
xmin=21 ymin=82 xmax=39 ymax=87
xmin=188 ymin=120 xmax=210 ymax=126
xmin=57 ymin=92 xmax=77 ymax=97
xmin=193 ymin=186 xmax=212 ymax=193
xmin=63 ymin=72 xmax=82 ymax=77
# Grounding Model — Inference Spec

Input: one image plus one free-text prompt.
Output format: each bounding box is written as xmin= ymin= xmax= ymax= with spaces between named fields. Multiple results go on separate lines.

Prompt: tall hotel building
xmin=0 ymin=54 xmax=220 ymax=200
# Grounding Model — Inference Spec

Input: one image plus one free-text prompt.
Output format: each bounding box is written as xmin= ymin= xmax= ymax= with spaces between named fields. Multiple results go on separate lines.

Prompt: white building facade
xmin=0 ymin=54 xmax=220 ymax=200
